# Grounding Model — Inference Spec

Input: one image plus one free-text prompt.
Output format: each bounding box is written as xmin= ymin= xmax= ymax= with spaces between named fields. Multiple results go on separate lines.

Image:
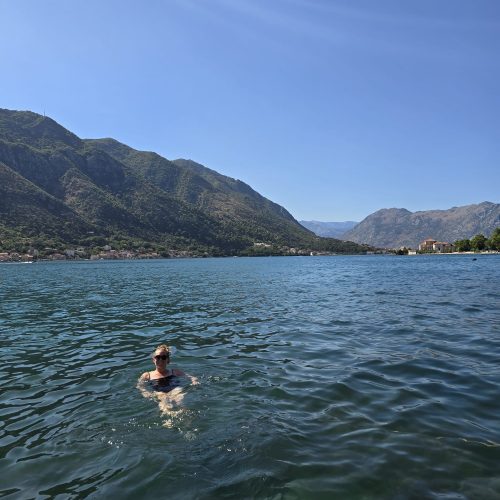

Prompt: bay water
xmin=0 ymin=255 xmax=499 ymax=499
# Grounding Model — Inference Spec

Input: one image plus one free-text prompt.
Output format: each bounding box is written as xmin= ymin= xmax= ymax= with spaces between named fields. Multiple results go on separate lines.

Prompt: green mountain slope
xmin=85 ymin=139 xmax=311 ymax=247
xmin=0 ymin=109 xmax=369 ymax=255
xmin=0 ymin=161 xmax=93 ymax=241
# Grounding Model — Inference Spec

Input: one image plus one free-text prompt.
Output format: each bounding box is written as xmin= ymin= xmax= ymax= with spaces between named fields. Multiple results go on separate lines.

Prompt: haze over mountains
xmin=341 ymin=203 xmax=500 ymax=249
xmin=299 ymin=221 xmax=358 ymax=239
xmin=0 ymin=109 xmax=368 ymax=255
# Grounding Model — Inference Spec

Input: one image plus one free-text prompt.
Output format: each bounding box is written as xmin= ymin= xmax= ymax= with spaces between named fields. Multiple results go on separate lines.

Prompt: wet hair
xmin=153 ymin=344 xmax=170 ymax=356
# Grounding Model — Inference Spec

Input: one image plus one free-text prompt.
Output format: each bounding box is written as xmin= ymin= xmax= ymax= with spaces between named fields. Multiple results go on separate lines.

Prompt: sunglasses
xmin=154 ymin=354 xmax=170 ymax=361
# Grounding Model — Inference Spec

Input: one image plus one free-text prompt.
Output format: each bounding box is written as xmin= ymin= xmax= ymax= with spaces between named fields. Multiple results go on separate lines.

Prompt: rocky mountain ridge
xmin=341 ymin=203 xmax=500 ymax=248
xmin=0 ymin=109 xmax=368 ymax=255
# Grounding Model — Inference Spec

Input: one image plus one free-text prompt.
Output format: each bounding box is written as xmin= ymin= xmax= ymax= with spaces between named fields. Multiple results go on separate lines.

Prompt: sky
xmin=1 ymin=0 xmax=499 ymax=221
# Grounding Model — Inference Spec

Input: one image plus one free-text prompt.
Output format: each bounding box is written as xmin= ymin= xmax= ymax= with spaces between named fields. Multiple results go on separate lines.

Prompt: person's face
xmin=152 ymin=350 xmax=170 ymax=367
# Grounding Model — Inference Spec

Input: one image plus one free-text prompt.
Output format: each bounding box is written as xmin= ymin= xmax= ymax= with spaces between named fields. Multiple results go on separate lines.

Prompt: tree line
xmin=454 ymin=228 xmax=500 ymax=252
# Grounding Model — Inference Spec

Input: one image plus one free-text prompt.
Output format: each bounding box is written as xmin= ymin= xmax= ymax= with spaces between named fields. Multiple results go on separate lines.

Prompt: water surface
xmin=1 ymin=255 xmax=499 ymax=499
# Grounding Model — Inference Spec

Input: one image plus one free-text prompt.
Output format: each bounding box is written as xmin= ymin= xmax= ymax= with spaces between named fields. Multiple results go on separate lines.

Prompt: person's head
xmin=152 ymin=344 xmax=171 ymax=368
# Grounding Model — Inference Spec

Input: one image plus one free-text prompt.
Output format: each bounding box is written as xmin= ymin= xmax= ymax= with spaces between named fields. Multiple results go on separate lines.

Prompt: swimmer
xmin=137 ymin=344 xmax=198 ymax=417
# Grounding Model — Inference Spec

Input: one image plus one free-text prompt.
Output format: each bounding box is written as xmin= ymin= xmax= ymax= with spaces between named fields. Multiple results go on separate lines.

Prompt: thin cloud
xmin=177 ymin=0 xmax=498 ymax=68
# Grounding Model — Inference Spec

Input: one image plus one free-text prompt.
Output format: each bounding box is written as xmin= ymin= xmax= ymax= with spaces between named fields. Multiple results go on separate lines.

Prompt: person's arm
xmin=173 ymin=368 xmax=199 ymax=385
xmin=137 ymin=372 xmax=154 ymax=398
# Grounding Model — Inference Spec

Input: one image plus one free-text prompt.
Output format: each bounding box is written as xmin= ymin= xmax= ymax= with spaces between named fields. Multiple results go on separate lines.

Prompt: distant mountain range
xmin=341 ymin=203 xmax=500 ymax=249
xmin=0 ymin=109 xmax=369 ymax=255
xmin=299 ymin=220 xmax=358 ymax=238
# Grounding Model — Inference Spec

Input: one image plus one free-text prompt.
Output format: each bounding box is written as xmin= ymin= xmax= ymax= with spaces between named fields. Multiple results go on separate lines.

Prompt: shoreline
xmin=406 ymin=251 xmax=499 ymax=256
xmin=1 ymin=250 xmax=498 ymax=264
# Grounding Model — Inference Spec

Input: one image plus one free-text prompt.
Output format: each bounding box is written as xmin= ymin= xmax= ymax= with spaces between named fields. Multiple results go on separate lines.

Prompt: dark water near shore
xmin=1 ymin=255 xmax=499 ymax=499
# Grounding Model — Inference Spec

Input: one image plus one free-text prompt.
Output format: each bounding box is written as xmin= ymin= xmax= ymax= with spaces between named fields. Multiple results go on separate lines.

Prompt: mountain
xmin=299 ymin=220 xmax=358 ymax=238
xmin=341 ymin=203 xmax=500 ymax=249
xmin=0 ymin=109 xmax=369 ymax=255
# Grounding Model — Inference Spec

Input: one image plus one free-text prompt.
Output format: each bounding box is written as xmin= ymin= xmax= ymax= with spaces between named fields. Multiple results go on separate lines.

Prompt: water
xmin=0 ymin=255 xmax=499 ymax=499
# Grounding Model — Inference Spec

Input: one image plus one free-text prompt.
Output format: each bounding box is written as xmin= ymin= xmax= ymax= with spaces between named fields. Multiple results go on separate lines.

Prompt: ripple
xmin=1 ymin=256 xmax=499 ymax=498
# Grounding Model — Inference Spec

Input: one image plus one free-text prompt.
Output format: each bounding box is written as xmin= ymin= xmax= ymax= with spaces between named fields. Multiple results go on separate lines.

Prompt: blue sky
xmin=1 ymin=0 xmax=499 ymax=221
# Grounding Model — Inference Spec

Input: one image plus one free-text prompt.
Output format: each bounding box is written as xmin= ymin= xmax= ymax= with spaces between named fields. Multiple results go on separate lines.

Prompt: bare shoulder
xmin=172 ymin=368 xmax=186 ymax=377
xmin=138 ymin=371 xmax=150 ymax=382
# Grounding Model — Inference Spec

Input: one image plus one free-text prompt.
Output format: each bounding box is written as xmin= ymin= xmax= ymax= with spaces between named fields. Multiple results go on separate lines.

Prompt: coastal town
xmin=0 ymin=246 xmax=192 ymax=263
xmin=407 ymin=232 xmax=499 ymax=255
xmin=0 ymin=243 xmax=331 ymax=262
xmin=0 ymin=234 xmax=498 ymax=262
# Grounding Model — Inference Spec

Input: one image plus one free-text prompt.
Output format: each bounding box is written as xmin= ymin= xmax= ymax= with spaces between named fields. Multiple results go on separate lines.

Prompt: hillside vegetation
xmin=0 ymin=109 xmax=370 ymax=256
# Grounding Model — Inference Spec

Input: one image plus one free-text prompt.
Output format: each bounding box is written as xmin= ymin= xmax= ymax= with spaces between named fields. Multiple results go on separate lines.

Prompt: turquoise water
xmin=0 ymin=255 xmax=499 ymax=499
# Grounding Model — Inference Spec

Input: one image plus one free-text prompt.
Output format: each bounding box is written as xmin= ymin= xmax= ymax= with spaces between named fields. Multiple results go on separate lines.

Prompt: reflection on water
xmin=0 ymin=255 xmax=499 ymax=499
